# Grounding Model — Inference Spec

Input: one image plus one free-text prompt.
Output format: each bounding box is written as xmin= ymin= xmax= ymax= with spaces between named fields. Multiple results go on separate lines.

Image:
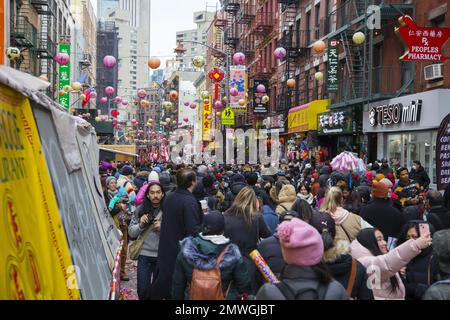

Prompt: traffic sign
xmin=221 ymin=107 xmax=234 ymax=126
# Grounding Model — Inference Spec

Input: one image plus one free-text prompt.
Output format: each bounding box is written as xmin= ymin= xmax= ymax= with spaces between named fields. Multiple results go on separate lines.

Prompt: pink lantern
xmin=230 ymin=87 xmax=239 ymax=96
xmin=103 ymin=55 xmax=117 ymax=68
xmin=178 ymin=122 xmax=182 ymax=125
xmin=184 ymin=101 xmax=190 ymax=106
xmin=233 ymin=52 xmax=245 ymax=65
xmin=55 ymin=52 xmax=70 ymax=65
xmin=131 ymin=119 xmax=138 ymax=126
xmin=207 ymin=115 xmax=212 ymax=120
xmin=112 ymin=119 xmax=118 ymax=126
xmin=101 ymin=116 xmax=107 ymax=122
xmin=122 ymin=99 xmax=129 ymax=106
xmin=137 ymin=89 xmax=147 ymax=98
xmin=190 ymin=103 xmax=197 ymax=109
xmin=204 ymin=99 xmax=210 ymax=105
xmin=274 ymin=47 xmax=287 ymax=60
xmin=162 ymin=122 xmax=168 ymax=126
xmin=183 ymin=117 xmax=189 ymax=122
xmin=105 ymin=86 xmax=115 ymax=97
xmin=100 ymin=97 xmax=108 ymax=103
xmin=214 ymin=101 xmax=223 ymax=109
xmin=114 ymin=96 xmax=122 ymax=104
xmin=256 ymin=84 xmax=266 ymax=93
xmin=90 ymin=91 xmax=97 ymax=99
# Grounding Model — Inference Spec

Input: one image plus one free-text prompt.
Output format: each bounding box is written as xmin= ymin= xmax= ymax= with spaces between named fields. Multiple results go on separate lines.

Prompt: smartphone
xmin=419 ymin=223 xmax=430 ymax=237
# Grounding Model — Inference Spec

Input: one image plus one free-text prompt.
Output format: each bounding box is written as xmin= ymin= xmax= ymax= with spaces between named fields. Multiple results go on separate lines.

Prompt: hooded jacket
xmin=134 ymin=171 xmax=150 ymax=192
xmin=350 ymin=238 xmax=422 ymax=300
xmin=409 ymin=167 xmax=430 ymax=189
xmin=224 ymin=181 xmax=247 ymax=211
xmin=329 ymin=207 xmax=372 ymax=242
xmin=171 ymin=235 xmax=251 ymax=300
xmin=275 ymin=185 xmax=297 ymax=215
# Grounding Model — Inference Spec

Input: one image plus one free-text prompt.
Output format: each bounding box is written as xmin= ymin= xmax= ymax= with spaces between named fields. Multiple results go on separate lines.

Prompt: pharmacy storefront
xmin=363 ymin=89 xmax=450 ymax=185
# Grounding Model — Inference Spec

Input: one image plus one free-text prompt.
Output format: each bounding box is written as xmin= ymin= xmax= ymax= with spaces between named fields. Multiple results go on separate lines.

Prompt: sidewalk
xmin=120 ymin=259 xmax=138 ymax=300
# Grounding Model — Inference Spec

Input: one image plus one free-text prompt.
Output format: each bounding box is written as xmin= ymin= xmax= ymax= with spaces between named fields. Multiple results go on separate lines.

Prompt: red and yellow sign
xmin=396 ymin=15 xmax=450 ymax=61
xmin=288 ymin=99 xmax=329 ymax=133
xmin=202 ymin=96 xmax=212 ymax=141
xmin=0 ymin=83 xmax=79 ymax=299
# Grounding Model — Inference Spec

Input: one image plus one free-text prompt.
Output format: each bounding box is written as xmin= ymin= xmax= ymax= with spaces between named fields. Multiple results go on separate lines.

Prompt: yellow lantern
xmin=262 ymin=95 xmax=270 ymax=104
xmin=312 ymin=40 xmax=326 ymax=54
xmin=314 ymin=72 xmax=324 ymax=81
xmin=352 ymin=32 xmax=366 ymax=45
xmin=80 ymin=94 xmax=86 ymax=101
xmin=238 ymin=99 xmax=246 ymax=106
xmin=148 ymin=57 xmax=161 ymax=69
xmin=71 ymin=82 xmax=82 ymax=91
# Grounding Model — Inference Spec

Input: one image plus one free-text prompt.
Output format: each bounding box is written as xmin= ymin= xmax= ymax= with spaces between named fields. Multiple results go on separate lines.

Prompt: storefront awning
xmin=288 ymin=99 xmax=330 ymax=133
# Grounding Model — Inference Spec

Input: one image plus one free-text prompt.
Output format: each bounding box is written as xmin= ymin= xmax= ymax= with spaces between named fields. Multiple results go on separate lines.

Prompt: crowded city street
xmin=1 ymin=0 xmax=450 ymax=307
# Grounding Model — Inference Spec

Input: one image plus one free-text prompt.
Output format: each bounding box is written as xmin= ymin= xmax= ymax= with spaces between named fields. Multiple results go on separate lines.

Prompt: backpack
xmin=189 ymin=245 xmax=231 ymax=300
xmin=275 ymin=280 xmax=329 ymax=300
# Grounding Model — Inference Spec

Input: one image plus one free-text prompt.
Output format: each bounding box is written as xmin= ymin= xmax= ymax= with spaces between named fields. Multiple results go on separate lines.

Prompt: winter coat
xmin=426 ymin=205 xmax=450 ymax=231
xmin=401 ymin=246 xmax=439 ymax=300
xmin=134 ymin=171 xmax=150 ymax=192
xmin=323 ymin=241 xmax=374 ymax=300
xmin=409 ymin=167 xmax=430 ymax=189
xmin=117 ymin=175 xmax=137 ymax=204
xmin=252 ymin=186 xmax=275 ymax=210
xmin=423 ymin=277 xmax=450 ymax=300
xmin=255 ymin=265 xmax=348 ymax=300
xmin=171 ymin=235 xmax=251 ymax=300
xmin=224 ymin=181 xmax=247 ymax=210
xmin=393 ymin=180 xmax=421 ymax=208
xmin=257 ymin=234 xmax=284 ymax=285
xmin=328 ymin=207 xmax=372 ymax=242
xmin=360 ymin=198 xmax=406 ymax=239
xmin=151 ymin=188 xmax=204 ymax=300
xmin=261 ymin=205 xmax=278 ymax=235
xmin=275 ymin=185 xmax=297 ymax=215
xmin=350 ymin=238 xmax=422 ymax=300
xmin=342 ymin=191 xmax=362 ymax=215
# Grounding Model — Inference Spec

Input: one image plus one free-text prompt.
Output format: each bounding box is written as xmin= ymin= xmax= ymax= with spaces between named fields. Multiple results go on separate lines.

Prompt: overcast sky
xmin=90 ymin=0 xmax=219 ymax=59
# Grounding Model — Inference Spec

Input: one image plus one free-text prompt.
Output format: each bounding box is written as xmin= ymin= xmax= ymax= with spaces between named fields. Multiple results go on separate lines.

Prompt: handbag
xmin=128 ymin=210 xmax=162 ymax=260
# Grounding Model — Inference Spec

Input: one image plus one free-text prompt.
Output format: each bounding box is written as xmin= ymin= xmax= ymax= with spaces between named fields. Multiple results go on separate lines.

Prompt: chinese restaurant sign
xmin=58 ymin=43 xmax=71 ymax=109
xmin=318 ymin=108 xmax=354 ymax=135
xmin=396 ymin=15 xmax=450 ymax=61
xmin=327 ymin=40 xmax=339 ymax=92
xmin=252 ymin=79 xmax=269 ymax=114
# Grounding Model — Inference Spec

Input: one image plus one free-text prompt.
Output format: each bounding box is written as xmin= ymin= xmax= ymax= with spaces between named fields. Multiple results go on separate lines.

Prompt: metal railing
xmin=10 ymin=16 xmax=37 ymax=48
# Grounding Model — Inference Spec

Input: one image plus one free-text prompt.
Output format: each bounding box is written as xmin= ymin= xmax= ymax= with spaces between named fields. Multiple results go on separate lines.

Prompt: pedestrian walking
xmin=424 ymin=190 xmax=450 ymax=231
xmin=409 ymin=161 xmax=430 ymax=190
xmin=275 ymin=184 xmax=297 ymax=215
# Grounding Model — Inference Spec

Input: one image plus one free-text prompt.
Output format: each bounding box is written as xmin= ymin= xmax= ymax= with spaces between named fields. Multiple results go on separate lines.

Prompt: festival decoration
xmin=101 ymin=116 xmax=107 ymax=122
xmin=262 ymin=95 xmax=270 ymax=104
xmin=312 ymin=40 xmax=326 ymax=54
xmin=315 ymin=72 xmax=324 ymax=81
xmin=131 ymin=119 xmax=138 ymax=126
xmin=204 ymin=99 xmax=210 ymax=105
xmin=63 ymin=85 xmax=72 ymax=92
xmin=111 ymin=110 xmax=119 ymax=118
xmin=183 ymin=117 xmax=189 ymax=122
xmin=71 ymin=82 xmax=82 ymax=91
xmin=233 ymin=52 xmax=246 ymax=65
xmin=287 ymin=78 xmax=296 ymax=88
xmin=352 ymin=32 xmax=366 ymax=45
xmin=190 ymin=102 xmax=197 ymax=109
xmin=184 ymin=101 xmax=190 ymax=106
xmin=105 ymin=86 xmax=115 ymax=97
xmin=169 ymin=90 xmax=178 ymax=100
xmin=192 ymin=55 xmax=206 ymax=68
xmin=6 ymin=47 xmax=20 ymax=60
xmin=214 ymin=101 xmax=223 ymax=109
xmin=137 ymin=89 xmax=147 ymax=98
xmin=148 ymin=57 xmax=161 ymax=69
xmin=273 ymin=47 xmax=287 ymax=60
xmin=80 ymin=94 xmax=86 ymax=101
xmin=208 ymin=68 xmax=225 ymax=100
xmin=238 ymin=99 xmax=246 ymax=106
xmin=95 ymin=117 xmax=100 ymax=122
xmin=55 ymin=52 xmax=70 ymax=65
xmin=256 ymin=84 xmax=266 ymax=93
xmin=114 ymin=96 xmax=123 ymax=104
xmin=230 ymin=87 xmax=239 ymax=96
xmin=201 ymin=91 xmax=209 ymax=99
xmin=140 ymin=100 xmax=150 ymax=108
xmin=59 ymin=90 xmax=66 ymax=96
xmin=122 ymin=99 xmax=129 ymax=106
xmin=100 ymin=97 xmax=108 ymax=103
xmin=103 ymin=55 xmax=117 ymax=68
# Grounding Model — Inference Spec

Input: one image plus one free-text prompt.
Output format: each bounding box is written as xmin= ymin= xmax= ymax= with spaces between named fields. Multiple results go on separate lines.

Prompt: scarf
xmin=297 ymin=192 xmax=314 ymax=205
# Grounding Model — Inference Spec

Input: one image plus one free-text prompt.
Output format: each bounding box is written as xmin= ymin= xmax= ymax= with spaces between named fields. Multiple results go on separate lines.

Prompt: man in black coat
xmin=409 ymin=160 xmax=430 ymax=190
xmin=425 ymin=190 xmax=450 ymax=231
xmin=151 ymin=169 xmax=203 ymax=299
xmin=360 ymin=181 xmax=406 ymax=240
xmin=246 ymin=172 xmax=276 ymax=210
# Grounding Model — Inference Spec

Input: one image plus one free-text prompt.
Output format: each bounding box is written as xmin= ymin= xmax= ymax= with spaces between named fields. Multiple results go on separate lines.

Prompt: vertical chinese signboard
xmin=230 ymin=65 xmax=247 ymax=112
xmin=203 ymin=96 xmax=212 ymax=141
xmin=327 ymin=40 xmax=339 ymax=92
xmin=436 ymin=114 xmax=450 ymax=191
xmin=58 ymin=43 xmax=70 ymax=109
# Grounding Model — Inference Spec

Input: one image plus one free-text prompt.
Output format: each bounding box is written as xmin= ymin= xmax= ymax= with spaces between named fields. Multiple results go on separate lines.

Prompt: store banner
xmin=252 ymin=79 xmax=269 ymax=114
xmin=0 ymin=84 xmax=79 ymax=300
xmin=58 ymin=43 xmax=71 ymax=109
xmin=229 ymin=65 xmax=247 ymax=112
xmin=436 ymin=113 xmax=450 ymax=190
xmin=318 ymin=107 xmax=354 ymax=135
xmin=203 ymin=96 xmax=212 ymax=140
xmin=288 ymin=99 xmax=329 ymax=133
xmin=326 ymin=40 xmax=339 ymax=92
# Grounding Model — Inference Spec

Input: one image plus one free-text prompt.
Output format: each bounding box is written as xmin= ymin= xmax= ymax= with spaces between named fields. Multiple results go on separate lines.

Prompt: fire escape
xmin=212 ymin=12 xmax=227 ymax=68
xmin=10 ymin=14 xmax=37 ymax=72
xmin=277 ymin=0 xmax=301 ymax=112
xmin=223 ymin=0 xmax=240 ymax=53
xmin=31 ymin=0 xmax=56 ymax=96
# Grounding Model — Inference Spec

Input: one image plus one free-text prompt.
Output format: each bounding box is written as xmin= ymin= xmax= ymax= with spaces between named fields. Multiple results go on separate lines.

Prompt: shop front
xmin=287 ymin=100 xmax=329 ymax=161
xmin=260 ymin=113 xmax=287 ymax=157
xmin=363 ymin=89 xmax=450 ymax=185
xmin=317 ymin=107 xmax=359 ymax=159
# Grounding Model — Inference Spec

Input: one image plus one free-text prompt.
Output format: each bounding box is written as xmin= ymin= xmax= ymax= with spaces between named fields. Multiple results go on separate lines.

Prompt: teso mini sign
xmin=369 ymin=99 xmax=422 ymax=127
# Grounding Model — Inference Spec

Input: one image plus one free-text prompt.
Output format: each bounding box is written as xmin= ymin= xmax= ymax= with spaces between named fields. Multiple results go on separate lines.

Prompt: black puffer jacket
xmin=426 ymin=206 xmax=450 ymax=231
xmin=224 ymin=181 xmax=247 ymax=210
xmin=256 ymin=235 xmax=284 ymax=288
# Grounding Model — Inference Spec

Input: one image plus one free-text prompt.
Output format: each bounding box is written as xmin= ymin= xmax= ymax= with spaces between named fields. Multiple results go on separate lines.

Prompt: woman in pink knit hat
xmin=256 ymin=218 xmax=348 ymax=300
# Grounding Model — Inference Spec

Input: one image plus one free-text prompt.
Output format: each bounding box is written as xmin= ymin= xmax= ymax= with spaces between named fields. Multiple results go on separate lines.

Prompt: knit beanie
xmin=374 ymin=173 xmax=385 ymax=182
xmin=371 ymin=181 xmax=388 ymax=199
xmin=277 ymin=218 xmax=324 ymax=266
xmin=105 ymin=176 xmax=116 ymax=187
xmin=379 ymin=178 xmax=393 ymax=188
xmin=148 ymin=171 xmax=160 ymax=183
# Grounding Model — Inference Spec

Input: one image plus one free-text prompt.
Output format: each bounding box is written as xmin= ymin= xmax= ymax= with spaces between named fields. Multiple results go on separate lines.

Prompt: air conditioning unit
xmin=424 ymin=63 xmax=443 ymax=81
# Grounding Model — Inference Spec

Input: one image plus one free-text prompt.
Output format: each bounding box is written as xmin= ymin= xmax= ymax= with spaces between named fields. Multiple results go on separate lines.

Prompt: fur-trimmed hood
xmin=322 ymin=240 xmax=351 ymax=264
xmin=179 ymin=236 xmax=242 ymax=270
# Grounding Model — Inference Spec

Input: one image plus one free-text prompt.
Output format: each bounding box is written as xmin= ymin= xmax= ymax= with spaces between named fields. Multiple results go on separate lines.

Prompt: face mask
xmin=412 ymin=165 xmax=417 ymax=170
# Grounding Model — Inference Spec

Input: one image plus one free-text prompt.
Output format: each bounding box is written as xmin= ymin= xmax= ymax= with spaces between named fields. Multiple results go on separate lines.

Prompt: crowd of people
xmin=99 ymin=157 xmax=450 ymax=300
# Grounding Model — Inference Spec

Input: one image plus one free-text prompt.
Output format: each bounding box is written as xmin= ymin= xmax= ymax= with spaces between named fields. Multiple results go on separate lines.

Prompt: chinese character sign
xmin=317 ymin=108 xmax=353 ymax=135
xmin=58 ymin=43 xmax=71 ymax=109
xmin=253 ymin=79 xmax=269 ymax=114
xmin=230 ymin=65 xmax=247 ymax=111
xmin=396 ymin=15 xmax=450 ymax=61
xmin=327 ymin=40 xmax=339 ymax=92
xmin=203 ymin=96 xmax=212 ymax=141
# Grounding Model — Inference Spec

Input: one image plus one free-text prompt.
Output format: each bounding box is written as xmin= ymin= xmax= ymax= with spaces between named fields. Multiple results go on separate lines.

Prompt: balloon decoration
xmin=131 ymin=119 xmax=138 ymax=126
xmin=137 ymin=89 xmax=147 ymax=98
xmin=163 ymin=101 xmax=173 ymax=109
xmin=95 ymin=117 xmax=100 ymax=122
xmin=207 ymin=116 xmax=212 ymax=120
xmin=274 ymin=47 xmax=287 ymax=60
xmin=105 ymin=86 xmax=115 ymax=97
xmin=314 ymin=72 xmax=324 ymax=81
xmin=184 ymin=101 xmax=190 ymax=107
xmin=100 ymin=97 xmax=108 ymax=103
xmin=312 ymin=40 xmax=326 ymax=54
xmin=233 ymin=52 xmax=245 ymax=65
xmin=216 ymin=111 xmax=221 ymax=116
xmin=169 ymin=90 xmax=178 ymax=100
xmin=190 ymin=103 xmax=197 ymax=109
xmin=122 ymin=99 xmax=129 ymax=106
xmin=262 ymin=95 xmax=270 ymax=104
xmin=256 ymin=84 xmax=266 ymax=93
xmin=63 ymin=85 xmax=72 ymax=92
xmin=148 ymin=57 xmax=161 ymax=69
xmin=114 ymin=96 xmax=123 ymax=104
xmin=214 ymin=101 xmax=223 ymax=109
xmin=238 ymin=99 xmax=246 ymax=106
xmin=192 ymin=55 xmax=206 ymax=68
xmin=101 ymin=116 xmax=107 ymax=122
xmin=85 ymin=113 xmax=91 ymax=119
xmin=103 ymin=55 xmax=117 ymax=68
xmin=6 ymin=47 xmax=21 ymax=60
xmin=230 ymin=87 xmax=239 ymax=97
xmin=287 ymin=78 xmax=296 ymax=88
xmin=183 ymin=117 xmax=189 ymax=122
xmin=71 ymin=82 xmax=82 ymax=91
xmin=55 ymin=52 xmax=70 ymax=65
xmin=352 ymin=32 xmax=366 ymax=45
xmin=200 ymin=91 xmax=209 ymax=100
xmin=165 ymin=117 xmax=171 ymax=123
